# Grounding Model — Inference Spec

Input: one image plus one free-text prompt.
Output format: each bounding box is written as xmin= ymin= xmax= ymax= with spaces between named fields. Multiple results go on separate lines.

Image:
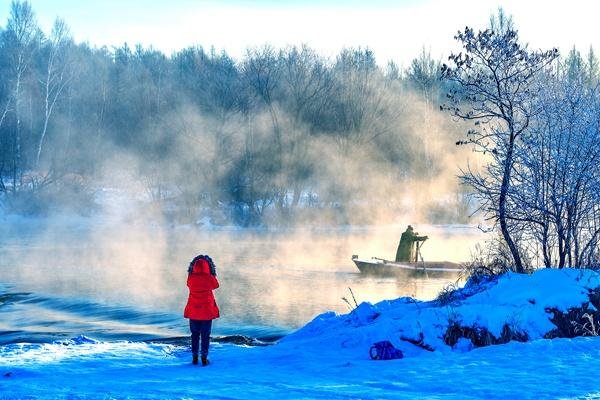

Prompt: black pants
xmin=189 ymin=319 xmax=212 ymax=357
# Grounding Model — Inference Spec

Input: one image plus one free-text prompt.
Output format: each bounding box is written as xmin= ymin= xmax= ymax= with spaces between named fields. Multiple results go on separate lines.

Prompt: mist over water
xmin=0 ymin=2 xmax=492 ymax=347
xmin=0 ymin=216 xmax=484 ymax=345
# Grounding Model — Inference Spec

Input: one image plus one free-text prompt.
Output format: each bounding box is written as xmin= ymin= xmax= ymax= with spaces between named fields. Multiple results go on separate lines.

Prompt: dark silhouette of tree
xmin=442 ymin=22 xmax=558 ymax=272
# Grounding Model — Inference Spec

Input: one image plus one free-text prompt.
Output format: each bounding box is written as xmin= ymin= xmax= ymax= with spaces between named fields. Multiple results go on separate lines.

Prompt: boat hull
xmin=352 ymin=256 xmax=463 ymax=276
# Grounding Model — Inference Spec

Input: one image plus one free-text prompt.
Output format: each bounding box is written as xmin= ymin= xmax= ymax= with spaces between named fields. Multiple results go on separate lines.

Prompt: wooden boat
xmin=352 ymin=255 xmax=464 ymax=275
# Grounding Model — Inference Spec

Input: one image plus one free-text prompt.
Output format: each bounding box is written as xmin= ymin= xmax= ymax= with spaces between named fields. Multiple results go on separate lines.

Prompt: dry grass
xmin=444 ymin=321 xmax=529 ymax=348
xmin=544 ymin=302 xmax=600 ymax=339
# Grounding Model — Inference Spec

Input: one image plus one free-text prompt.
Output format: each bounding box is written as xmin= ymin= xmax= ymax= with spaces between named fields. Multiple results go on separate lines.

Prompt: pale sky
xmin=0 ymin=0 xmax=598 ymax=67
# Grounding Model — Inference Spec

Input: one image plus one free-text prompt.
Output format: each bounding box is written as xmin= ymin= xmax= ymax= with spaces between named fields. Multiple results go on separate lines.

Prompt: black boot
xmin=192 ymin=354 xmax=199 ymax=365
xmin=201 ymin=355 xmax=209 ymax=366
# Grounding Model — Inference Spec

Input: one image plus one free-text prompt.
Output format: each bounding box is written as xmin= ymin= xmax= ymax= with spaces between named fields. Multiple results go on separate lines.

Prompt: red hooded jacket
xmin=184 ymin=258 xmax=220 ymax=320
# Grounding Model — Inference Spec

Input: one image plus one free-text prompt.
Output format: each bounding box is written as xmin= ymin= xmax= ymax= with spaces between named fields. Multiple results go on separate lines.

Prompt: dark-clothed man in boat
xmin=352 ymin=225 xmax=462 ymax=274
xmin=395 ymin=225 xmax=428 ymax=262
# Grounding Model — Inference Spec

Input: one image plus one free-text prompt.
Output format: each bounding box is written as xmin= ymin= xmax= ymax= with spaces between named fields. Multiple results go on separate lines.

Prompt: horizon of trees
xmin=0 ymin=0 xmax=469 ymax=226
xmin=2 ymin=0 xmax=599 ymax=265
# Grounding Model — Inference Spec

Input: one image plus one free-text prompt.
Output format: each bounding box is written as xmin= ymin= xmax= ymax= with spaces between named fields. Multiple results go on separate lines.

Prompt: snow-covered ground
xmin=2 ymin=268 xmax=600 ymax=399
xmin=2 ymin=335 xmax=600 ymax=399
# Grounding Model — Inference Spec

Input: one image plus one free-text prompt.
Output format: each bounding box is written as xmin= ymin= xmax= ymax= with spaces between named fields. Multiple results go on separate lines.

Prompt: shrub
xmin=444 ymin=321 xmax=528 ymax=348
xmin=544 ymin=302 xmax=600 ymax=339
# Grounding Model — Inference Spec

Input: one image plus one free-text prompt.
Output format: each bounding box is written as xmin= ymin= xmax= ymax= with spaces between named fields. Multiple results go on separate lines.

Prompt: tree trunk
xmin=556 ymin=219 xmax=566 ymax=269
xmin=541 ymin=218 xmax=552 ymax=268
xmin=498 ymin=137 xmax=524 ymax=273
xmin=12 ymin=73 xmax=22 ymax=194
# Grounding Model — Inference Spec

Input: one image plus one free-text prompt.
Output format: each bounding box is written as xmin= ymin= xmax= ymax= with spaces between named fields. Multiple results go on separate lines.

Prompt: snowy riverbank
xmin=2 ymin=268 xmax=600 ymax=399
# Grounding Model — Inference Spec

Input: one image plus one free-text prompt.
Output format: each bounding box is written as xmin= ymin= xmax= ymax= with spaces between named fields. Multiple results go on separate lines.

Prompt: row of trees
xmin=0 ymin=1 xmax=460 ymax=225
xmin=444 ymin=11 xmax=600 ymax=269
xmin=2 ymin=3 xmax=597 ymax=267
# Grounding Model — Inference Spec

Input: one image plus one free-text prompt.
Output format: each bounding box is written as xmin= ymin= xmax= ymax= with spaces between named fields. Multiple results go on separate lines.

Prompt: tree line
xmin=0 ymin=1 xmax=459 ymax=225
xmin=5 ymin=1 xmax=598 ymax=271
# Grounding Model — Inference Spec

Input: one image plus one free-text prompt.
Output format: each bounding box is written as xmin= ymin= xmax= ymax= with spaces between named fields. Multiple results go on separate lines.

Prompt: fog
xmin=0 ymin=195 xmax=485 ymax=338
xmin=0 ymin=3 xmax=491 ymax=336
xmin=0 ymin=75 xmax=488 ymax=335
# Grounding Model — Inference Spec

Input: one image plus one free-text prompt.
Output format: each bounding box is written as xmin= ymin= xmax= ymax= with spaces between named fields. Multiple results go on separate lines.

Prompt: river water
xmin=0 ymin=220 xmax=484 ymax=345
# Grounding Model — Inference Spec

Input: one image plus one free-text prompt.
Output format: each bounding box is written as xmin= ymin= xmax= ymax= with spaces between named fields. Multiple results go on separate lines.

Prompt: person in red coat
xmin=184 ymin=255 xmax=220 ymax=366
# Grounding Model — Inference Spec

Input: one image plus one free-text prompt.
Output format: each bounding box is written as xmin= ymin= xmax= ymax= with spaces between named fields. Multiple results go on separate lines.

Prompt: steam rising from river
xmin=0 ymin=90 xmax=486 ymax=335
xmin=0 ymin=206 xmax=484 ymax=336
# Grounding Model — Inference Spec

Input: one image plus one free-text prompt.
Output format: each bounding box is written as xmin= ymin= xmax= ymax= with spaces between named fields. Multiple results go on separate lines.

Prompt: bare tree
xmin=36 ymin=18 xmax=74 ymax=167
xmin=441 ymin=24 xmax=558 ymax=273
xmin=241 ymin=46 xmax=285 ymax=212
xmin=407 ymin=47 xmax=441 ymax=110
xmin=513 ymin=61 xmax=600 ymax=268
xmin=3 ymin=0 xmax=40 ymax=192
xmin=331 ymin=47 xmax=398 ymax=149
xmin=279 ymin=45 xmax=332 ymax=209
xmin=0 ymin=97 xmax=12 ymax=193
xmin=406 ymin=47 xmax=442 ymax=175
xmin=241 ymin=45 xmax=282 ymax=148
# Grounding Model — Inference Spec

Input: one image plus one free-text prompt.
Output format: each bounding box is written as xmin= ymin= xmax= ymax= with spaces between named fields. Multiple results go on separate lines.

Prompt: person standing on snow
xmin=184 ymin=255 xmax=220 ymax=366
